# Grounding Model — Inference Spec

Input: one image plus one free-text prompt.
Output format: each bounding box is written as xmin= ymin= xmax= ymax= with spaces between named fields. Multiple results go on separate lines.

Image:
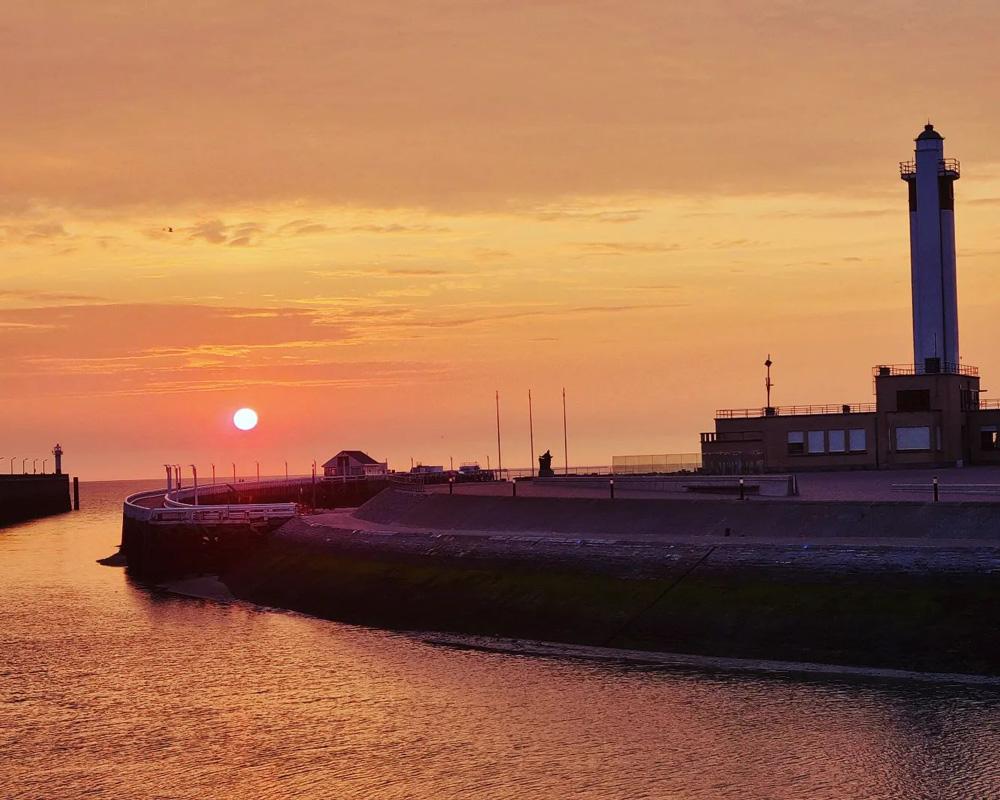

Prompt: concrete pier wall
xmin=0 ymin=474 xmax=71 ymax=526
xmin=223 ymin=517 xmax=1000 ymax=676
xmin=355 ymin=490 xmax=1000 ymax=540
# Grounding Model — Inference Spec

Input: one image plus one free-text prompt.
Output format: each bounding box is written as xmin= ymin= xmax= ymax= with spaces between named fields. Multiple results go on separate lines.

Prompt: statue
xmin=538 ymin=449 xmax=554 ymax=477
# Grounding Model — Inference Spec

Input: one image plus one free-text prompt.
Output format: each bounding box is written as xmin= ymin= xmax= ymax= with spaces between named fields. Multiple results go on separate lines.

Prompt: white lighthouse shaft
xmin=902 ymin=123 xmax=960 ymax=371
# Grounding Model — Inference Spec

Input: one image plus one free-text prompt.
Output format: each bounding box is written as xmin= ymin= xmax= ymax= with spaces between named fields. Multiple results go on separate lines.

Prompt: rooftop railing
xmin=899 ymin=158 xmax=960 ymax=179
xmin=715 ymin=403 xmax=875 ymax=419
xmin=873 ymin=362 xmax=978 ymax=377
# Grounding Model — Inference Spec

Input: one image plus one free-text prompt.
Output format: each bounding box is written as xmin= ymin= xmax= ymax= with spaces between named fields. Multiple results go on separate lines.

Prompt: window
xmin=896 ymin=426 xmax=931 ymax=451
xmin=787 ymin=431 xmax=804 ymax=455
xmin=982 ymin=426 xmax=999 ymax=451
xmin=897 ymin=389 xmax=931 ymax=412
xmin=828 ymin=430 xmax=846 ymax=453
xmin=849 ymin=429 xmax=866 ymax=452
xmin=807 ymin=431 xmax=825 ymax=454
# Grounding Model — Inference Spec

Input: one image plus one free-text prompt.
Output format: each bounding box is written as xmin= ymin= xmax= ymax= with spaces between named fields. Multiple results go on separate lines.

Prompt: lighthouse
xmin=900 ymin=123 xmax=961 ymax=372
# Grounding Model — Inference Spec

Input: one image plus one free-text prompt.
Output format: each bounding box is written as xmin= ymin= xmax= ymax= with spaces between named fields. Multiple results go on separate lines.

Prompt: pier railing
xmin=124 ymin=485 xmax=297 ymax=525
xmin=716 ymin=403 xmax=875 ymax=419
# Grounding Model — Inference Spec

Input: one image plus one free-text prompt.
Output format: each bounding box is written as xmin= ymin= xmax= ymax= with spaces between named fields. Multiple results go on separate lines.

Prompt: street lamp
xmin=284 ymin=460 xmax=288 ymax=483
xmin=232 ymin=462 xmax=236 ymax=483
xmin=22 ymin=458 xmax=28 ymax=474
xmin=32 ymin=458 xmax=38 ymax=474
xmin=190 ymin=465 xmax=198 ymax=506
xmin=9 ymin=457 xmax=14 ymax=474
xmin=211 ymin=463 xmax=216 ymax=485
xmin=255 ymin=461 xmax=260 ymax=482
xmin=42 ymin=459 xmax=47 ymax=474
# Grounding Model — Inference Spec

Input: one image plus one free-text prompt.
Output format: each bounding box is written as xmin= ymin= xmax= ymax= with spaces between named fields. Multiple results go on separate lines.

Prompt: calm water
xmin=1 ymin=481 xmax=998 ymax=800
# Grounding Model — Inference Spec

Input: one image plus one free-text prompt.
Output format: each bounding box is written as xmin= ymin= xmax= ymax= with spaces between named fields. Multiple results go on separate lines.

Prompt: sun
xmin=233 ymin=407 xmax=258 ymax=431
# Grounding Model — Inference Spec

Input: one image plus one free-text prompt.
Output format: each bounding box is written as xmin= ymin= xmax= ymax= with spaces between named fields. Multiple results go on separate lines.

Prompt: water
xmin=1 ymin=481 xmax=998 ymax=800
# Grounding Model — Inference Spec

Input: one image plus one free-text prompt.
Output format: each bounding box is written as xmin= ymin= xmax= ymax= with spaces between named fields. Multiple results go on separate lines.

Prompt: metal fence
xmin=611 ymin=453 xmax=702 ymax=475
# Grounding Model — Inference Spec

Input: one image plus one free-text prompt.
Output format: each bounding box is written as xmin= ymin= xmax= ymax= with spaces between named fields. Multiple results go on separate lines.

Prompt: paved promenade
xmin=421 ymin=465 xmax=1000 ymax=502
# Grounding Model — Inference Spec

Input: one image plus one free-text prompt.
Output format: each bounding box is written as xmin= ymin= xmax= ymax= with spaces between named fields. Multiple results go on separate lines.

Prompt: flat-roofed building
xmin=701 ymin=124 xmax=1000 ymax=472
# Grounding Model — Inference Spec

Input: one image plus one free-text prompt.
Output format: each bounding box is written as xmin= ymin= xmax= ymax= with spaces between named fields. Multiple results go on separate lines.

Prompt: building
xmin=701 ymin=124 xmax=1000 ymax=473
xmin=322 ymin=450 xmax=388 ymax=478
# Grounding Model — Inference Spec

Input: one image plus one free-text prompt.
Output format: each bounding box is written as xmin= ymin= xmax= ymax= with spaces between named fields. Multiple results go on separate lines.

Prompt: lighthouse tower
xmin=900 ymin=123 xmax=961 ymax=372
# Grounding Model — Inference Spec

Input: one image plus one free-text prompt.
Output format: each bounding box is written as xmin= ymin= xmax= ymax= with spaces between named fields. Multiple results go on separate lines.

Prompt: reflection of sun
xmin=233 ymin=408 xmax=258 ymax=431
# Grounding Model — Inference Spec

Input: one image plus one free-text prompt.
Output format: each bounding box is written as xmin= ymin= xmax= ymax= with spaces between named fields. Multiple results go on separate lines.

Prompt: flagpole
xmin=562 ymin=387 xmax=568 ymax=475
xmin=528 ymin=389 xmax=535 ymax=477
xmin=495 ymin=390 xmax=503 ymax=479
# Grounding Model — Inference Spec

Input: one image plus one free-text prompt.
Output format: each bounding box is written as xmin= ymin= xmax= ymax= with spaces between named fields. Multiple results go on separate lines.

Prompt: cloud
xmin=0 ymin=222 xmax=70 ymax=244
xmin=574 ymin=241 xmax=682 ymax=256
xmin=532 ymin=207 xmax=647 ymax=224
xmin=0 ymin=289 xmax=107 ymax=305
xmin=7 ymin=1 xmax=999 ymax=213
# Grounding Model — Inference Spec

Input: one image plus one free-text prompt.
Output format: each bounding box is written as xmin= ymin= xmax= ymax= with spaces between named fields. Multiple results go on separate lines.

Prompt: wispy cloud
xmin=574 ymin=241 xmax=682 ymax=256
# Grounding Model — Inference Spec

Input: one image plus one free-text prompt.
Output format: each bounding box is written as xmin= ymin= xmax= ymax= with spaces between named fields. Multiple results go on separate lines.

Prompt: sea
xmin=1 ymin=480 xmax=998 ymax=799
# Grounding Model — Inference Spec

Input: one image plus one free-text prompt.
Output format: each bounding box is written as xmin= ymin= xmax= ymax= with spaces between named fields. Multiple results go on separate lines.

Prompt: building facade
xmin=701 ymin=124 xmax=1000 ymax=473
xmin=322 ymin=450 xmax=388 ymax=478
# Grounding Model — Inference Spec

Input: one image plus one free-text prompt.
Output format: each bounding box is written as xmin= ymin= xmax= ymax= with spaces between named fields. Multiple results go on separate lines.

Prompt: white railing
xmin=124 ymin=485 xmax=296 ymax=525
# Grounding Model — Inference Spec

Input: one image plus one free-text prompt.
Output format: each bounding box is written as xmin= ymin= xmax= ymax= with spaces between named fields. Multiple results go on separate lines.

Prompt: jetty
xmin=119 ymin=468 xmax=1000 ymax=677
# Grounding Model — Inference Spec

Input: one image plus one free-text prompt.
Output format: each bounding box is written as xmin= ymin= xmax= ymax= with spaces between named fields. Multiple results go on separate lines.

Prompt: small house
xmin=322 ymin=450 xmax=388 ymax=478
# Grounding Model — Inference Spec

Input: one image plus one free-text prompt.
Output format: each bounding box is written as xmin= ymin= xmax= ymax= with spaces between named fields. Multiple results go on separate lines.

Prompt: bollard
xmin=72 ymin=476 xmax=80 ymax=510
xmin=609 ymin=478 xmax=615 ymax=499
xmin=739 ymin=477 xmax=745 ymax=501
xmin=512 ymin=480 xmax=517 ymax=497
xmin=933 ymin=476 xmax=939 ymax=502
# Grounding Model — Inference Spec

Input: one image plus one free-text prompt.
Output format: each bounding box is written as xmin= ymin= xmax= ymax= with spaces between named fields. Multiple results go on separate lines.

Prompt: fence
xmin=611 ymin=453 xmax=702 ymax=475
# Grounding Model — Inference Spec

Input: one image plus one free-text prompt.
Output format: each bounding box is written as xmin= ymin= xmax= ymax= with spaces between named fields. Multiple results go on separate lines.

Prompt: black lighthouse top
xmin=916 ymin=123 xmax=943 ymax=141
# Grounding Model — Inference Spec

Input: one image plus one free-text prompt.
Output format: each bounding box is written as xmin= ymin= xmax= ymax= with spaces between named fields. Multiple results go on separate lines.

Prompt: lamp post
xmin=285 ymin=460 xmax=289 ymax=483
xmin=211 ymin=463 xmax=216 ymax=485
xmin=190 ymin=465 xmax=198 ymax=505
xmin=32 ymin=458 xmax=38 ymax=474
xmin=764 ymin=355 xmax=774 ymax=414
xmin=255 ymin=461 xmax=260 ymax=483
xmin=22 ymin=458 xmax=28 ymax=474
xmin=232 ymin=462 xmax=236 ymax=483
xmin=42 ymin=459 xmax=47 ymax=474
xmin=311 ymin=460 xmax=317 ymax=508
xmin=164 ymin=464 xmax=173 ymax=491
xmin=9 ymin=456 xmax=15 ymax=474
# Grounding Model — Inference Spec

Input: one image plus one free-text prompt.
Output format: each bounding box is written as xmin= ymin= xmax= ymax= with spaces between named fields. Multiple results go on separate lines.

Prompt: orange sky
xmin=3 ymin=1 xmax=1000 ymax=479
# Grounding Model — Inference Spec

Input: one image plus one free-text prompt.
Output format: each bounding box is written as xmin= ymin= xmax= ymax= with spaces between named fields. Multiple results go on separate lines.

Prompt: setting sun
xmin=233 ymin=408 xmax=258 ymax=431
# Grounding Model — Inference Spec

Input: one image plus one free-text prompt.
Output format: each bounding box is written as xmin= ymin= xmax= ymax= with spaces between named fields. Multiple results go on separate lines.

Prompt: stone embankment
xmin=219 ymin=489 xmax=1000 ymax=677
xmin=0 ymin=474 xmax=71 ymax=526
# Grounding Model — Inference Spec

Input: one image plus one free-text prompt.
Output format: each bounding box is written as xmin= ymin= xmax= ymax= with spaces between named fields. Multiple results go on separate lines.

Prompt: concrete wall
xmin=0 ymin=474 xmax=70 ymax=526
xmin=354 ymin=490 xmax=1000 ymax=541
xmin=221 ymin=516 xmax=1000 ymax=676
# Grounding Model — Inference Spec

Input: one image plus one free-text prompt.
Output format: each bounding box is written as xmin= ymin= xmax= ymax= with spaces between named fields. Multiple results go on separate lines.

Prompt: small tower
xmin=52 ymin=443 xmax=63 ymax=475
xmin=900 ymin=123 xmax=961 ymax=371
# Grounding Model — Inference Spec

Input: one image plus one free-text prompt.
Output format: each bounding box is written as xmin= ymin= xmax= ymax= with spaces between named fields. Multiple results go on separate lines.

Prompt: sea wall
xmin=222 ymin=517 xmax=1000 ymax=675
xmin=121 ymin=515 xmax=284 ymax=577
xmin=354 ymin=490 xmax=1000 ymax=540
xmin=0 ymin=474 xmax=70 ymax=526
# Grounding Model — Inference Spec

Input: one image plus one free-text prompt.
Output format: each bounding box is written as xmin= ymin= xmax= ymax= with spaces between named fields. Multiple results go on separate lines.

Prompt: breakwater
xmin=221 ymin=489 xmax=1000 ymax=676
xmin=121 ymin=479 xmax=389 ymax=578
xmin=0 ymin=474 xmax=71 ymax=526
